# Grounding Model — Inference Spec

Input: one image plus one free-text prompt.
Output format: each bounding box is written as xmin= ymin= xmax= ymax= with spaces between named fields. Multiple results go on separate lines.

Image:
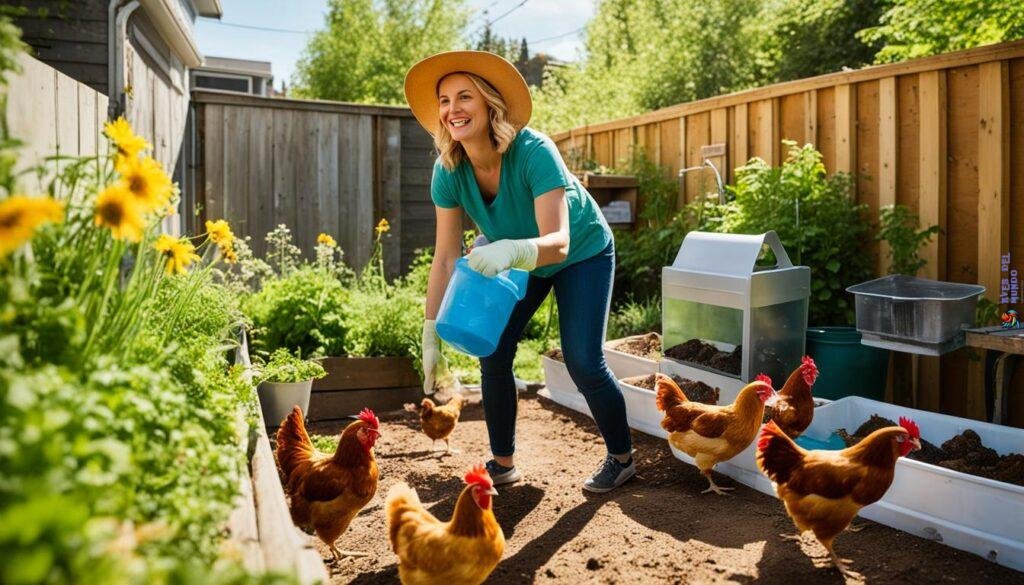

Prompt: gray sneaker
xmin=583 ymin=455 xmax=636 ymax=493
xmin=485 ymin=459 xmax=522 ymax=485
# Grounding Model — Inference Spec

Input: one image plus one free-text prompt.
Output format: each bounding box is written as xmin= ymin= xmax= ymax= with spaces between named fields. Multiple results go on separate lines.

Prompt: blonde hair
xmin=435 ymin=72 xmax=519 ymax=170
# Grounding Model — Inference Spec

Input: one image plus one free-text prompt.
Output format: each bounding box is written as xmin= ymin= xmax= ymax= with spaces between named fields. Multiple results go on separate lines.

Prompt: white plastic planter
xmin=659 ymin=357 xmax=745 ymax=403
xmin=616 ymin=379 xmax=668 ymax=439
xmin=799 ymin=397 xmax=1024 ymax=571
xmin=603 ymin=335 xmax=660 ymax=379
xmin=539 ymin=356 xmax=591 ymax=416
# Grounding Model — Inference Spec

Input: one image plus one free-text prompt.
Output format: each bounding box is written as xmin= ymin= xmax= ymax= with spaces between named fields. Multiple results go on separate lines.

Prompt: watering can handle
xmin=762 ymin=231 xmax=793 ymax=269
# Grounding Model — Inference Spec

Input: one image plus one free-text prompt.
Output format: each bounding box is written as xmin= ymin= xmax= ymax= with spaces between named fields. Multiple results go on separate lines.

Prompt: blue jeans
xmin=479 ymin=242 xmax=632 ymax=458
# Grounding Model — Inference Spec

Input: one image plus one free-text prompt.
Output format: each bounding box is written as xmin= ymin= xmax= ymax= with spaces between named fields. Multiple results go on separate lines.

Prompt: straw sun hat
xmin=404 ymin=50 xmax=532 ymax=136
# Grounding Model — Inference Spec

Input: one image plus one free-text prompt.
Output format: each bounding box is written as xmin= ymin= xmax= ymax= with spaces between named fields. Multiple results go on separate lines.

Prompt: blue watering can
xmin=436 ymin=257 xmax=530 ymax=357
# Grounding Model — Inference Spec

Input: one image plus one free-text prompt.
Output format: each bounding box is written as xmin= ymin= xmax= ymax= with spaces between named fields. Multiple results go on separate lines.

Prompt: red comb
xmin=464 ymin=463 xmax=492 ymax=487
xmin=800 ymin=356 xmax=819 ymax=385
xmin=358 ymin=408 xmax=379 ymax=429
xmin=898 ymin=416 xmax=920 ymax=439
xmin=755 ymin=373 xmax=773 ymax=387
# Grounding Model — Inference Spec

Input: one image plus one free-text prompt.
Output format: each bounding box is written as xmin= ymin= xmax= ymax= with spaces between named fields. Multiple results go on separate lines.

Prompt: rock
xmin=586 ymin=558 xmax=602 ymax=571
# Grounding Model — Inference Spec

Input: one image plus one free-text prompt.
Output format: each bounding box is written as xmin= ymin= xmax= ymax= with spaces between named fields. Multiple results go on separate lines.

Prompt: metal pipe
xmin=679 ymin=159 xmax=727 ymax=204
xmin=108 ymin=0 xmax=141 ymax=119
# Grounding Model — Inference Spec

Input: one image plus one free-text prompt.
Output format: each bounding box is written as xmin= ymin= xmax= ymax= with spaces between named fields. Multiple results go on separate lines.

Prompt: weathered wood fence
xmin=551 ymin=40 xmax=1024 ymax=427
xmin=191 ymin=90 xmax=436 ymax=275
xmin=6 ymin=52 xmax=109 ymax=179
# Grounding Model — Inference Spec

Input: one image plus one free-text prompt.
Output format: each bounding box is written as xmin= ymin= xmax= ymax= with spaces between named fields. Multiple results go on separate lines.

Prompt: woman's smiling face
xmin=438 ymin=74 xmax=489 ymax=143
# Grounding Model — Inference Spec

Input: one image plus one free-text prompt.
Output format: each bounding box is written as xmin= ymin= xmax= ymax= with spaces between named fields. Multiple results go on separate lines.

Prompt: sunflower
xmin=317 ymin=233 xmax=336 ymax=247
xmin=116 ymin=156 xmax=173 ymax=213
xmin=0 ymin=195 xmax=64 ymax=256
xmin=104 ymin=117 xmax=151 ymax=161
xmin=375 ymin=218 xmax=390 ymax=236
xmin=154 ymin=234 xmax=200 ymax=275
xmin=94 ymin=185 xmax=145 ymax=242
xmin=205 ymin=219 xmax=234 ymax=248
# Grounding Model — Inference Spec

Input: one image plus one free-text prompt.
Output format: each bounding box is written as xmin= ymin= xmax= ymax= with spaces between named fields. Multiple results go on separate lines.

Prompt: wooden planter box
xmin=309 ymin=356 xmax=422 ymax=421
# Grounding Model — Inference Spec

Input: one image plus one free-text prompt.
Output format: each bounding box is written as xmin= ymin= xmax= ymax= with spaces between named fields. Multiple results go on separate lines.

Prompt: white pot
xmin=616 ymin=378 xmax=668 ymax=439
xmin=660 ymin=356 xmax=745 ymax=403
xmin=257 ymin=379 xmax=313 ymax=428
xmin=603 ymin=335 xmax=661 ymax=379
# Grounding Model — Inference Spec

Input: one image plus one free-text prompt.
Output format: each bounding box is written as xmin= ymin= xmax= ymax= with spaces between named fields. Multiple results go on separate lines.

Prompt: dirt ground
xmin=304 ymin=390 xmax=1021 ymax=584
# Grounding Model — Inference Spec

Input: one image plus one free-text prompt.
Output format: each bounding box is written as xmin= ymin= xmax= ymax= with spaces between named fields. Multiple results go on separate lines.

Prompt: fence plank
xmin=730 ymin=104 xmax=747 ymax=182
xmin=977 ymin=61 xmax=1010 ymax=303
xmin=55 ymin=73 xmax=79 ymax=158
xmin=749 ymin=98 xmax=777 ymax=165
xmin=804 ymin=90 xmax=818 ymax=145
xmin=355 ymin=115 xmax=375 ymax=268
xmin=222 ymin=105 xmax=249 ymax=234
xmin=835 ymin=84 xmax=856 ymax=175
xmin=203 ymin=104 xmax=226 ymax=227
xmin=379 ymin=117 xmax=403 ymax=278
xmin=878 ymin=77 xmax=899 ymax=275
xmin=293 ymin=111 xmax=319 ymax=255
xmin=317 ymin=113 xmax=341 ymax=248
xmin=248 ymin=107 xmax=274 ymax=254
xmin=272 ymin=108 xmax=297 ymax=249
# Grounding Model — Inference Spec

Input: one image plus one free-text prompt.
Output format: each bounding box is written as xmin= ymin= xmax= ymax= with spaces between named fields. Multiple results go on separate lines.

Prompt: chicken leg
xmin=328 ymin=543 xmax=369 ymax=562
xmin=444 ymin=439 xmax=461 ymax=455
xmin=700 ymin=469 xmax=733 ymax=496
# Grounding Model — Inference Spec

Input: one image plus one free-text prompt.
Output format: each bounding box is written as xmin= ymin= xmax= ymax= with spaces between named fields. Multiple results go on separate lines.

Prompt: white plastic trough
xmin=539 ymin=356 xmax=590 ymax=416
xmin=603 ymin=334 xmax=661 ymax=379
xmin=798 ymin=396 xmax=1024 ymax=572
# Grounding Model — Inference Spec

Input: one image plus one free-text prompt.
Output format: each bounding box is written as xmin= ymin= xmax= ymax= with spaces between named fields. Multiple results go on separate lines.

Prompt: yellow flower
xmin=0 ymin=195 xmax=64 ymax=256
xmin=375 ymin=218 xmax=390 ymax=236
xmin=222 ymin=247 xmax=238 ymax=264
xmin=154 ymin=234 xmax=200 ymax=275
xmin=116 ymin=156 xmax=173 ymax=213
xmin=205 ymin=219 xmax=234 ymax=249
xmin=317 ymin=233 xmax=336 ymax=247
xmin=94 ymin=185 xmax=145 ymax=242
xmin=104 ymin=117 xmax=151 ymax=161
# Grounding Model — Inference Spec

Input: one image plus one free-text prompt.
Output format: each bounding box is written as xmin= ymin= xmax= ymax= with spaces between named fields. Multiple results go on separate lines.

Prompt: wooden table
xmin=964 ymin=326 xmax=1024 ymax=424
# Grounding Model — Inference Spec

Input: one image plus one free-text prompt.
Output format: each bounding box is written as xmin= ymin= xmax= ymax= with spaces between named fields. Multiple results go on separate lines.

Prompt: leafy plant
xmin=243 ymin=266 xmax=350 ymax=357
xmin=255 ymin=348 xmax=326 ymax=384
xmin=722 ymin=141 xmax=872 ymax=325
xmin=607 ymin=296 xmax=662 ymax=340
xmin=876 ymin=204 xmax=940 ymax=276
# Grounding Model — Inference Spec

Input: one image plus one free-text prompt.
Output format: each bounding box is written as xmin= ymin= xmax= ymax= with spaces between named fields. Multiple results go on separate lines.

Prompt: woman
xmin=405 ymin=51 xmax=634 ymax=493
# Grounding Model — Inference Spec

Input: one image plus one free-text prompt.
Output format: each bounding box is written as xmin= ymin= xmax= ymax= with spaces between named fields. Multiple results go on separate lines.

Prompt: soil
xmin=664 ymin=339 xmax=742 ymax=375
xmin=605 ymin=333 xmax=662 ymax=361
xmin=543 ymin=348 xmax=564 ymax=362
xmin=620 ymin=373 xmax=719 ymax=405
xmin=837 ymin=414 xmax=1024 ymax=487
xmin=299 ymin=394 xmax=1020 ymax=584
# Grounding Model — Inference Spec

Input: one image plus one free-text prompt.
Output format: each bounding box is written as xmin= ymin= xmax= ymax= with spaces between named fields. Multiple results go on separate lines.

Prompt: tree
xmin=859 ymin=0 xmax=1024 ymax=63
xmin=292 ymin=0 xmax=469 ymax=104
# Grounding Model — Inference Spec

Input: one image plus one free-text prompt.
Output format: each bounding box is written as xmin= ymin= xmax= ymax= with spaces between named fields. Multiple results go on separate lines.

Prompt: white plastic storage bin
xmin=603 ymin=334 xmax=661 ymax=379
xmin=540 ymin=356 xmax=590 ymax=416
xmin=801 ymin=396 xmax=1024 ymax=571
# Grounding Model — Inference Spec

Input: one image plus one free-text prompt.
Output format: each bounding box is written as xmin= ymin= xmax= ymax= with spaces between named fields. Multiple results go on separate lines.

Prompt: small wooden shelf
xmin=576 ymin=172 xmax=638 ymax=227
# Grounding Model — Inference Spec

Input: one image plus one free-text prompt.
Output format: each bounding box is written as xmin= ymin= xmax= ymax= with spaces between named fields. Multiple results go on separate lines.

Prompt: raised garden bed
xmin=540 ymin=353 xmax=590 ymax=416
xmin=617 ymin=373 xmax=719 ymax=438
xmin=308 ymin=356 xmax=421 ymax=421
xmin=603 ymin=333 xmax=661 ymax=379
xmin=799 ymin=396 xmax=1024 ymax=571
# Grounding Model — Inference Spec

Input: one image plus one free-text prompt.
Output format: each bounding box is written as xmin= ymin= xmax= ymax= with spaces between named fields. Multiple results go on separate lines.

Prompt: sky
xmin=193 ymin=0 xmax=595 ymax=91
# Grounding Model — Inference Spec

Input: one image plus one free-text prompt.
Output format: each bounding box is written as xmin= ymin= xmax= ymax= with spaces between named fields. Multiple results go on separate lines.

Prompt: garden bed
xmin=664 ymin=338 xmax=742 ymax=376
xmin=800 ymin=396 xmax=1024 ymax=572
xmin=603 ymin=333 xmax=661 ymax=379
xmin=307 ymin=356 xmax=421 ymax=422
xmin=304 ymin=394 xmax=1021 ymax=583
xmin=616 ymin=373 xmax=719 ymax=438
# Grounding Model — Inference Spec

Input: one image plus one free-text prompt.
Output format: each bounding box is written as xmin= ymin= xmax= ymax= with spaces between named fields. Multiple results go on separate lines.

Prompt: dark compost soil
xmin=665 ymin=339 xmax=742 ymax=375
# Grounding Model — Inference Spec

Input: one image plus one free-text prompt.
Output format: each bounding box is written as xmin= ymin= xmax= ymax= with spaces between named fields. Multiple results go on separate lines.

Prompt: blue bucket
xmin=436 ymin=258 xmax=529 ymax=357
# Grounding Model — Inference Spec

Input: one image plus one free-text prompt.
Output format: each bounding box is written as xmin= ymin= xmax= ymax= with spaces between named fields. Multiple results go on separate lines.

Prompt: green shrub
xmin=244 ymin=266 xmax=349 ymax=357
xmin=607 ymin=296 xmax=662 ymax=340
xmin=722 ymin=141 xmax=872 ymax=325
xmin=876 ymin=204 xmax=940 ymax=276
xmin=343 ymin=285 xmax=422 ymax=362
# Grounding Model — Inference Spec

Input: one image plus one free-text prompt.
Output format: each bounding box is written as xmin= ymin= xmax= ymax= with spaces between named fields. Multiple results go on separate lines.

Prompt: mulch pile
xmin=664 ymin=338 xmax=742 ymax=375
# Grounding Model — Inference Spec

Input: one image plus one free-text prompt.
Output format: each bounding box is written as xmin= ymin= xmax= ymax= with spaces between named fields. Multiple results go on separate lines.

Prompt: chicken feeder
xmin=660 ymin=231 xmax=810 ymax=402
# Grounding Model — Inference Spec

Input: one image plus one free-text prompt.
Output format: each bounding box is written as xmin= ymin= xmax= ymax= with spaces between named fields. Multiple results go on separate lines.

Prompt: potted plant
xmin=254 ymin=348 xmax=326 ymax=427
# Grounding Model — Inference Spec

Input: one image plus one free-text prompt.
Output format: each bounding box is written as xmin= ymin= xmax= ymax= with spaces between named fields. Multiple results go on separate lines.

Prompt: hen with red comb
xmin=763 ymin=356 xmax=819 ymax=439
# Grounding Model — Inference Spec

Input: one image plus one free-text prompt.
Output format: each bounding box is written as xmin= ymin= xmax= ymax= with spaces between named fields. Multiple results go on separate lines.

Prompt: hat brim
xmin=404 ymin=51 xmax=532 ymax=137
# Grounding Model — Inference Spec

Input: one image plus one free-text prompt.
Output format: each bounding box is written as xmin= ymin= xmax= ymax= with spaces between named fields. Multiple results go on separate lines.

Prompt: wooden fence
xmin=6 ymin=52 xmax=109 ymax=180
xmin=191 ymin=90 xmax=436 ymax=275
xmin=551 ymin=40 xmax=1024 ymax=427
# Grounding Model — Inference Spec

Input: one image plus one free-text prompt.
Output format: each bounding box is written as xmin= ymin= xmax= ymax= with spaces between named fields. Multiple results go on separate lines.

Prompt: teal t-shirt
xmin=430 ymin=127 xmax=612 ymax=277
